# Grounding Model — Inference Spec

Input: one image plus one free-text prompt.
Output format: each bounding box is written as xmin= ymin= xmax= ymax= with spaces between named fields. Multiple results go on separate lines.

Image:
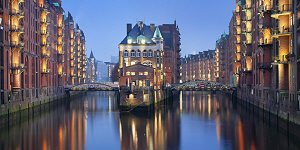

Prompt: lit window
xmin=131 ymin=72 xmax=136 ymax=75
xmin=124 ymin=50 xmax=128 ymax=58
xmin=144 ymin=72 xmax=148 ymax=75
xmin=139 ymin=72 xmax=143 ymax=75
xmin=143 ymin=61 xmax=153 ymax=67
xmin=126 ymin=72 xmax=130 ymax=76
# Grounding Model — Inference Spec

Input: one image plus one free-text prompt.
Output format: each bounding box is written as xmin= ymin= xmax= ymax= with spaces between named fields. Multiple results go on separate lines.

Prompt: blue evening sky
xmin=63 ymin=0 xmax=235 ymax=62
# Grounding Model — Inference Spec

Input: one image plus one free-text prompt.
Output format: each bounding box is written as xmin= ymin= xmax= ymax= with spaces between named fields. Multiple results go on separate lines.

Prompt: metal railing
xmin=258 ymin=38 xmax=272 ymax=45
xmin=273 ymin=26 xmax=292 ymax=35
xmin=273 ymin=4 xmax=292 ymax=13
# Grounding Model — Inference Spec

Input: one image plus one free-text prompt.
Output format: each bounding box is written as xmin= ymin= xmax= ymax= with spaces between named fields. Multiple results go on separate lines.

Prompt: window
xmin=124 ymin=50 xmax=128 ymax=58
xmin=130 ymin=50 xmax=136 ymax=57
xmin=136 ymin=50 xmax=141 ymax=57
xmin=144 ymin=72 xmax=149 ymax=75
xmin=143 ymin=50 xmax=147 ymax=57
xmin=156 ymin=50 xmax=160 ymax=58
xmin=126 ymin=72 xmax=130 ymax=76
xmin=139 ymin=72 xmax=143 ymax=75
xmin=143 ymin=61 xmax=152 ymax=67
xmin=131 ymin=72 xmax=135 ymax=76
xmin=148 ymin=50 xmax=153 ymax=57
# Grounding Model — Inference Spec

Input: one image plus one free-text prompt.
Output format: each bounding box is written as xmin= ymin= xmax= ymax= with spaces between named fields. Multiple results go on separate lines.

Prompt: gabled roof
xmin=120 ymin=22 xmax=160 ymax=45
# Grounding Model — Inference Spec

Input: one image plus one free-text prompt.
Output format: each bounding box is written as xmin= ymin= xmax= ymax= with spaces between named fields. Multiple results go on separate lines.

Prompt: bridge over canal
xmin=172 ymin=81 xmax=236 ymax=91
xmin=66 ymin=82 xmax=119 ymax=91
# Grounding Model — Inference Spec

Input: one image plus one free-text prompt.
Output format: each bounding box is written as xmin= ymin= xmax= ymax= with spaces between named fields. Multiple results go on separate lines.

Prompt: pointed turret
xmin=89 ymin=50 xmax=95 ymax=59
xmin=152 ymin=27 xmax=163 ymax=42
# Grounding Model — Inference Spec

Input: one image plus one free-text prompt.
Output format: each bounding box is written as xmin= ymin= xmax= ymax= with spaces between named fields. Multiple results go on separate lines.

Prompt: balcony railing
xmin=243 ymin=4 xmax=251 ymax=9
xmin=272 ymin=55 xmax=289 ymax=64
xmin=41 ymin=30 xmax=49 ymax=36
xmin=41 ymin=42 xmax=49 ymax=47
xmin=242 ymin=68 xmax=252 ymax=73
xmin=243 ymin=40 xmax=252 ymax=45
xmin=273 ymin=4 xmax=292 ymax=14
xmin=258 ymin=38 xmax=272 ymax=46
xmin=41 ymin=19 xmax=50 ymax=24
xmin=10 ymin=41 xmax=24 ymax=48
xmin=11 ymin=63 xmax=25 ymax=70
xmin=258 ymin=5 xmax=272 ymax=12
xmin=10 ymin=9 xmax=24 ymax=17
xmin=41 ymin=69 xmax=50 ymax=74
xmin=42 ymin=52 xmax=50 ymax=58
xmin=242 ymin=16 xmax=252 ymax=22
xmin=10 ymin=25 xmax=24 ymax=33
xmin=272 ymin=4 xmax=292 ymax=18
xmin=272 ymin=26 xmax=292 ymax=37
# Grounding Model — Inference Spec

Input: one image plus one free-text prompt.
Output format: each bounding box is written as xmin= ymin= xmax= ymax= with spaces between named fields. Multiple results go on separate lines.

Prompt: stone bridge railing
xmin=173 ymin=81 xmax=235 ymax=91
xmin=68 ymin=83 xmax=119 ymax=91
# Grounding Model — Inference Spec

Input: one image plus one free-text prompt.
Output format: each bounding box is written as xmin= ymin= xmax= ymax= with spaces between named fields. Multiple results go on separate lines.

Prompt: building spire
xmin=90 ymin=50 xmax=95 ymax=58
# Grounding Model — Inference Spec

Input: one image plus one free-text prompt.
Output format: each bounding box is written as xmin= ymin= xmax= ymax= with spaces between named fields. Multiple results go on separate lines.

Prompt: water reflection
xmin=118 ymin=103 xmax=180 ymax=150
xmin=0 ymin=91 xmax=299 ymax=150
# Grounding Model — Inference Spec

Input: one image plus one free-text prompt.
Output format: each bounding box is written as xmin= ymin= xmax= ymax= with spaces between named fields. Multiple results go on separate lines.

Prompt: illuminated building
xmin=215 ymin=33 xmax=230 ymax=84
xmin=181 ymin=50 xmax=216 ymax=82
xmin=119 ymin=21 xmax=164 ymax=89
xmin=230 ymin=0 xmax=300 ymax=112
xmin=0 ymin=0 xmax=87 ymax=107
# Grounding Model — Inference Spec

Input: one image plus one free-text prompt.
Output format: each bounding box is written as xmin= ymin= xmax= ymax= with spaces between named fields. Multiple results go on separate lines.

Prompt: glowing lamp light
xmin=129 ymin=94 xmax=134 ymax=99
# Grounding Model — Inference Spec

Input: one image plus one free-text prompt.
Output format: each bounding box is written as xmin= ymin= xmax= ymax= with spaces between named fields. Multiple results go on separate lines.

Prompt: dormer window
xmin=130 ymin=50 xmax=136 ymax=57
xmin=124 ymin=50 xmax=128 ymax=58
xmin=137 ymin=35 xmax=146 ymax=44
xmin=127 ymin=36 xmax=133 ymax=44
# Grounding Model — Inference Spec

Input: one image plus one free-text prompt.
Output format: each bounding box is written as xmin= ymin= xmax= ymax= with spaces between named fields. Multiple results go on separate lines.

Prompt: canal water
xmin=0 ymin=91 xmax=299 ymax=150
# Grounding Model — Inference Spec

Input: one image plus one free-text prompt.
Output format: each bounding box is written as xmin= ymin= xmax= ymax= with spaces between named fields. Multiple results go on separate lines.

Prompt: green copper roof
xmin=153 ymin=27 xmax=163 ymax=40
xmin=53 ymin=3 xmax=60 ymax=7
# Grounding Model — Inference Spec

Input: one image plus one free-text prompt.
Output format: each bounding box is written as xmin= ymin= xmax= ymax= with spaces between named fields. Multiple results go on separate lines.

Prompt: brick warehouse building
xmin=181 ymin=50 xmax=216 ymax=83
xmin=0 ymin=0 xmax=87 ymax=107
xmin=159 ymin=22 xmax=181 ymax=85
xmin=229 ymin=0 xmax=300 ymax=114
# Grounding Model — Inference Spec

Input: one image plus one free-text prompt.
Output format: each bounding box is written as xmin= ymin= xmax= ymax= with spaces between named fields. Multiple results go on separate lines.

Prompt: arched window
xmin=136 ymin=50 xmax=141 ymax=57
xmin=130 ymin=50 xmax=136 ymax=57
xmin=143 ymin=50 xmax=147 ymax=57
xmin=148 ymin=50 xmax=153 ymax=57
xmin=123 ymin=50 xmax=128 ymax=58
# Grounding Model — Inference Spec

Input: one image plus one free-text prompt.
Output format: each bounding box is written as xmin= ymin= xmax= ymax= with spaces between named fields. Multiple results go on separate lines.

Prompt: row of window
xmin=126 ymin=71 xmax=149 ymax=76
xmin=124 ymin=50 xmax=161 ymax=58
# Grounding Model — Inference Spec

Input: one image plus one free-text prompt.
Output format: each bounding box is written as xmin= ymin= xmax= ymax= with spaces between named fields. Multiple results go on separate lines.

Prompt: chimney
xmin=150 ymin=24 xmax=155 ymax=31
xmin=127 ymin=24 xmax=132 ymax=35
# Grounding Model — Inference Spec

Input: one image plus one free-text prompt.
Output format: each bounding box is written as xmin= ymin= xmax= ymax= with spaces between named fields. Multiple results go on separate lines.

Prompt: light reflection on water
xmin=0 ymin=91 xmax=299 ymax=150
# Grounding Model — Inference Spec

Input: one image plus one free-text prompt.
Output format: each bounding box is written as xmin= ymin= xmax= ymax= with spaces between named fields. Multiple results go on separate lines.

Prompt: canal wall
xmin=119 ymin=87 xmax=174 ymax=112
xmin=0 ymin=90 xmax=86 ymax=128
xmin=232 ymin=91 xmax=300 ymax=139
